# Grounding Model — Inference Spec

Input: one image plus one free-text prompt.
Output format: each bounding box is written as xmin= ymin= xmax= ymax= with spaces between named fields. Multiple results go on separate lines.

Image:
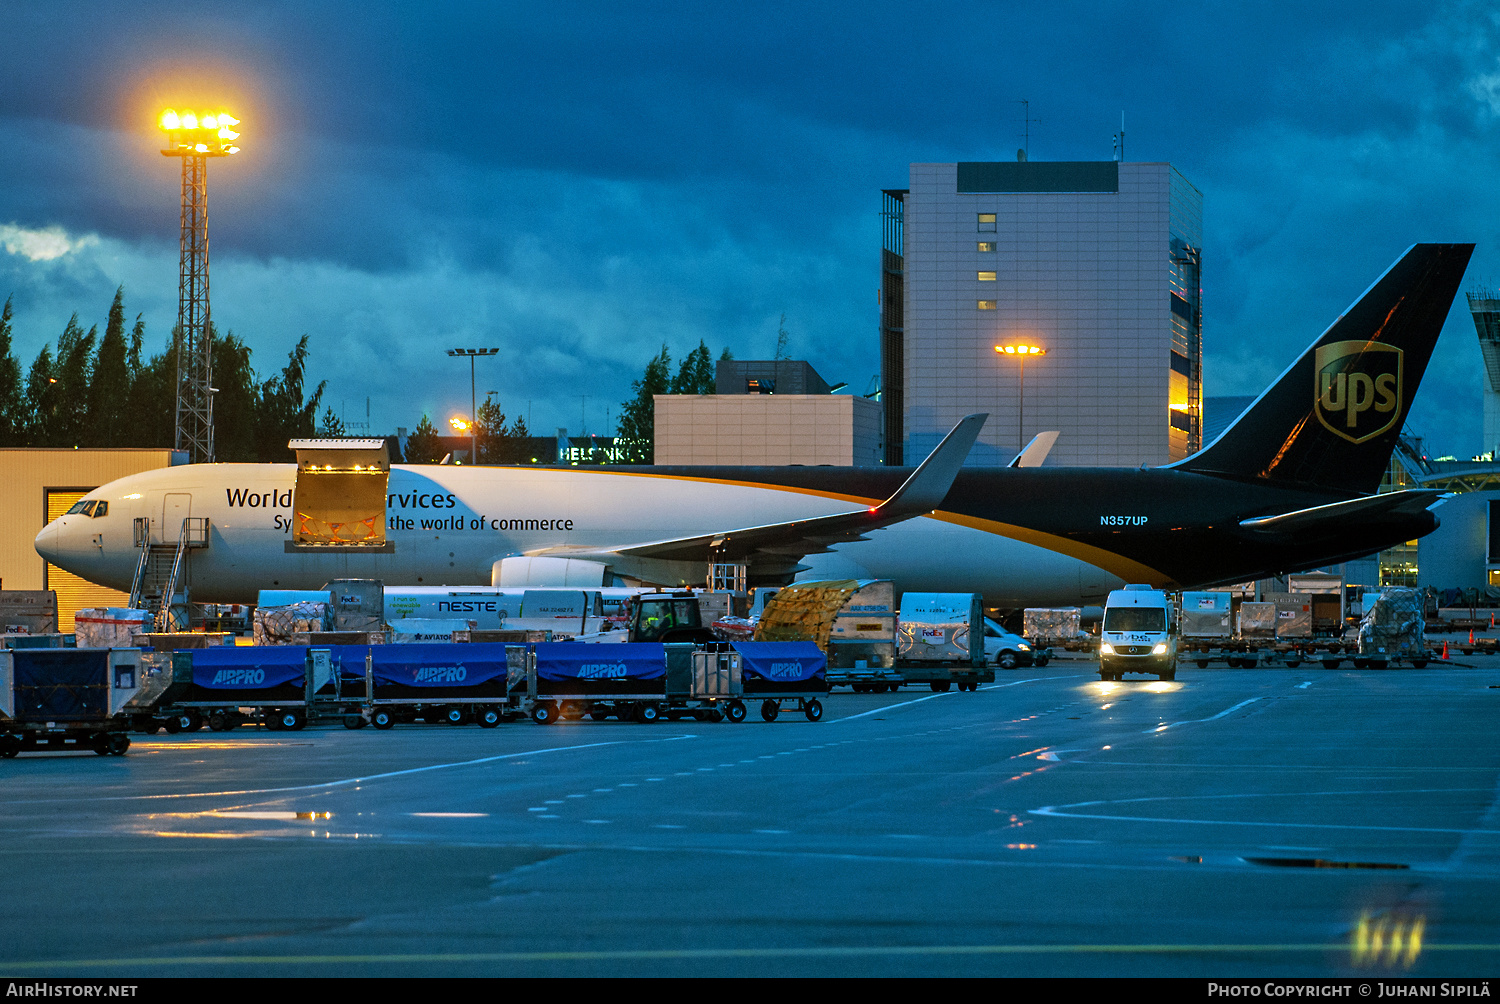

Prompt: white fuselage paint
xmin=34 ymin=463 xmax=1120 ymax=607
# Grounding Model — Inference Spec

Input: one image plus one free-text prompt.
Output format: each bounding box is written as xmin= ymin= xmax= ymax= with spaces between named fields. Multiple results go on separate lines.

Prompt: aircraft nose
xmin=34 ymin=520 xmax=61 ymax=563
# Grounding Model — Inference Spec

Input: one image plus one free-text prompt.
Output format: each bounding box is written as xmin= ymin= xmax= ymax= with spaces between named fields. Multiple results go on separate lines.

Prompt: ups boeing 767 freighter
xmin=36 ymin=243 xmax=1473 ymax=606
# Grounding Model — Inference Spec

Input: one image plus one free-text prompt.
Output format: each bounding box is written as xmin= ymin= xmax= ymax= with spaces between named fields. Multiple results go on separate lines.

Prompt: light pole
xmin=447 ymin=347 xmax=499 ymax=463
xmin=158 ymin=108 xmax=241 ymax=464
xmin=995 ymin=343 xmax=1047 ymax=454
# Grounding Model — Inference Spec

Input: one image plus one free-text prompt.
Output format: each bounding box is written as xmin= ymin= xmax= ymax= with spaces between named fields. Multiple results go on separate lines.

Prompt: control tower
xmin=1469 ymin=290 xmax=1500 ymax=456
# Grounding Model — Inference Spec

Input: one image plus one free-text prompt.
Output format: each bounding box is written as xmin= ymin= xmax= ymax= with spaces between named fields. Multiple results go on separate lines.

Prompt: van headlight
xmin=1018 ymin=643 xmax=1030 ymax=651
xmin=1152 ymin=642 xmax=1168 ymax=655
xmin=1099 ymin=643 xmax=1114 ymax=656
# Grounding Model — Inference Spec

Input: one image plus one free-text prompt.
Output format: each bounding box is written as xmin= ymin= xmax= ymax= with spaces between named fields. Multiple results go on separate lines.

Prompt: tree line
xmin=615 ymin=339 xmax=729 ymax=463
xmin=399 ymin=392 xmax=535 ymax=465
xmin=0 ymin=289 xmax=326 ymax=461
xmin=0 ymin=285 xmax=747 ymax=466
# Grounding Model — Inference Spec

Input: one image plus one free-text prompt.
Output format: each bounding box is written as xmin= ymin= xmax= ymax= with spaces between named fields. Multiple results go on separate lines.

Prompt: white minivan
xmin=1099 ymin=585 xmax=1177 ymax=681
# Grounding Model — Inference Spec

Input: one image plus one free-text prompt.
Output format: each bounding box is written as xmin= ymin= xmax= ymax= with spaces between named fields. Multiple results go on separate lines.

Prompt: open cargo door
xmin=285 ymin=439 xmax=394 ymax=553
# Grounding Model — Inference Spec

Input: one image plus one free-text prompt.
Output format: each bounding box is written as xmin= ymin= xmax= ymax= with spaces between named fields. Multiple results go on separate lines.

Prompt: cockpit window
xmin=91 ymin=501 xmax=107 ymax=517
xmin=66 ymin=501 xmax=93 ymax=515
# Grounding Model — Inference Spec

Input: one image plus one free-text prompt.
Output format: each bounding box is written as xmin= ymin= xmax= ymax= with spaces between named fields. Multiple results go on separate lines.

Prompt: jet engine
xmin=491 ymin=556 xmax=611 ymax=587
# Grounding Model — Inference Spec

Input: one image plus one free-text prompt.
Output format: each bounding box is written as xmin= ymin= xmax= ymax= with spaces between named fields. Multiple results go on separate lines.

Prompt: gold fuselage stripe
xmin=569 ymin=467 xmax=1174 ymax=587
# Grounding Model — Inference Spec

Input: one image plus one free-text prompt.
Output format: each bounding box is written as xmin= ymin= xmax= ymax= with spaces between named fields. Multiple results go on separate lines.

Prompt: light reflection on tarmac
xmin=1 ymin=659 xmax=1498 ymax=977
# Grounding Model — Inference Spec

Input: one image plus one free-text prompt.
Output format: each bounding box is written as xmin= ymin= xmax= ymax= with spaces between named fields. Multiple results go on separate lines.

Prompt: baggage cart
xmin=346 ymin=642 xmax=522 ymax=729
xmin=0 ymin=647 xmax=143 ymax=757
xmin=734 ymin=641 xmax=827 ymax=722
xmin=526 ymin=642 xmax=751 ymax=724
xmin=147 ymin=646 xmax=331 ymax=732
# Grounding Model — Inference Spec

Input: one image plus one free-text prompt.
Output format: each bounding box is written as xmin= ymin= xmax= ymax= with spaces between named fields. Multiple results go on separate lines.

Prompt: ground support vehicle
xmin=338 ymin=642 xmax=521 ymax=729
xmin=624 ymin=592 xmax=719 ymax=645
xmin=985 ymin=619 xmax=1044 ymax=669
xmin=0 ymin=647 xmax=143 ymax=756
xmin=1099 ymin=586 xmax=1178 ymax=681
xmin=735 ymin=641 xmax=828 ymax=721
xmin=526 ymin=642 xmax=753 ymax=724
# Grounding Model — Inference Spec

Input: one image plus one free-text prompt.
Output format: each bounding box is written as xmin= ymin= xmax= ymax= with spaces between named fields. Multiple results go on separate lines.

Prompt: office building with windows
xmin=881 ymin=160 xmax=1203 ymax=467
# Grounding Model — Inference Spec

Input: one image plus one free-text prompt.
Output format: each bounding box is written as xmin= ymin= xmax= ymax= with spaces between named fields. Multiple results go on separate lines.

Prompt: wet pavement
xmin=1 ymin=662 xmax=1498 ymax=977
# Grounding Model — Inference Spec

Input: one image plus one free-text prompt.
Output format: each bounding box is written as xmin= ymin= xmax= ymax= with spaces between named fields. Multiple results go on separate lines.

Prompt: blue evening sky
xmin=2 ymin=1 xmax=1498 ymax=455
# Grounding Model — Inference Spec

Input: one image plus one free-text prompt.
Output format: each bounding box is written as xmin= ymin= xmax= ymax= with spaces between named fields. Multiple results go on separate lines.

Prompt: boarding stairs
xmin=129 ymin=517 xmax=210 ymax=631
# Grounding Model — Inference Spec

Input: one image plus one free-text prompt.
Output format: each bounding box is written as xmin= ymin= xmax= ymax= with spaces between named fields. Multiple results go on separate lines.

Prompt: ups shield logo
xmin=1313 ymin=340 xmax=1403 ymax=444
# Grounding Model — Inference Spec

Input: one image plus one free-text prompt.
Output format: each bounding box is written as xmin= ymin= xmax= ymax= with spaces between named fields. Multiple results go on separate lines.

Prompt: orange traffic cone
xmin=1470 ymin=629 xmax=1476 ymax=646
xmin=1442 ymin=640 xmax=1450 ymax=660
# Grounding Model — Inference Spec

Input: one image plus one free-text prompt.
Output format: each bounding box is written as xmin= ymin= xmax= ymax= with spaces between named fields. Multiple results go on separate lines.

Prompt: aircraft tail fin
xmin=1174 ymin=243 xmax=1473 ymax=494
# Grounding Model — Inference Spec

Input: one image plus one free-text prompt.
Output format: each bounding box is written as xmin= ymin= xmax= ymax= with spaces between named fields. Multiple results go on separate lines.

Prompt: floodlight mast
xmin=447 ymin=347 xmax=500 ymax=464
xmin=159 ymin=110 xmax=241 ymax=464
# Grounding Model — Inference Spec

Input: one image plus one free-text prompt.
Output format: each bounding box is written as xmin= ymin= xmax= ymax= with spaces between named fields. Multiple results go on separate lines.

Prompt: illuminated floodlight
xmin=449 ymin=416 xmax=470 ymax=432
xmin=446 ymin=348 xmax=501 ymax=466
xmin=159 ymin=108 xmax=243 ymax=157
xmin=994 ymin=343 xmax=1048 ymax=452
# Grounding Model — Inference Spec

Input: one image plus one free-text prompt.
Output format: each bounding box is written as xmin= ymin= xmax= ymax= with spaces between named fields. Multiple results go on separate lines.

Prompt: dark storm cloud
xmin=1 ymin=1 xmax=1498 ymax=448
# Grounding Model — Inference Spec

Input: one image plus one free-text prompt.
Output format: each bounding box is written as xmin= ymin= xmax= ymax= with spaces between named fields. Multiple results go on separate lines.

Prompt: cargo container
xmin=895 ymin=593 xmax=994 ymax=689
xmin=1355 ymin=588 xmax=1431 ymax=668
xmin=0 ymin=647 xmax=142 ymax=756
xmin=1179 ymin=592 xmax=1232 ymax=642
xmin=326 ymin=578 xmax=384 ymax=633
xmin=0 ymin=591 xmax=58 ymax=636
xmin=1023 ymin=607 xmax=1085 ymax=650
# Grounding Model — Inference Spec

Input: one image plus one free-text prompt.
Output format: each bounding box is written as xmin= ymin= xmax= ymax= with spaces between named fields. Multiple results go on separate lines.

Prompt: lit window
xmin=978 ymin=271 xmax=996 ymax=281
xmin=977 ymin=241 xmax=996 ymax=252
xmin=977 ymin=213 xmax=996 ymax=232
xmin=977 ymin=300 xmax=997 ymax=310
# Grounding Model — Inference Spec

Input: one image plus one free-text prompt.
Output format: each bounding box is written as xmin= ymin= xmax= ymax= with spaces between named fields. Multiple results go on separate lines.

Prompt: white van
xmin=1099 ymin=585 xmax=1176 ymax=681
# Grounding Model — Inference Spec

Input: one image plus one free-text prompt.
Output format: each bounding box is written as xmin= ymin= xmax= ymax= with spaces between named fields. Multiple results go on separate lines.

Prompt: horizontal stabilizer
xmin=1237 ymin=489 xmax=1445 ymax=533
xmin=1009 ymin=431 xmax=1059 ymax=468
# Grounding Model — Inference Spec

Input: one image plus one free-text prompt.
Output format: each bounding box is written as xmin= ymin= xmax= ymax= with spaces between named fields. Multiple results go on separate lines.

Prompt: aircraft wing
xmin=1237 ymin=489 xmax=1446 ymax=533
xmin=532 ymin=413 xmax=987 ymax=568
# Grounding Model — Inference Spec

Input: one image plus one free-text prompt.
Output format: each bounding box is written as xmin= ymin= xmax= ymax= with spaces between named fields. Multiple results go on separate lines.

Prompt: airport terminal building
xmin=882 ymin=160 xmax=1203 ymax=467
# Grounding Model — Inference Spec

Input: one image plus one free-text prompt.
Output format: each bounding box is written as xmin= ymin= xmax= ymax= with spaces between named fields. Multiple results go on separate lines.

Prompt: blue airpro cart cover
xmin=535 ymin=642 xmax=666 ymax=682
xmin=11 ymin=649 xmax=110 ymax=721
xmin=368 ymin=643 xmax=508 ymax=688
xmin=733 ymin=642 xmax=826 ymax=683
xmin=190 ymin=646 xmax=308 ymax=690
